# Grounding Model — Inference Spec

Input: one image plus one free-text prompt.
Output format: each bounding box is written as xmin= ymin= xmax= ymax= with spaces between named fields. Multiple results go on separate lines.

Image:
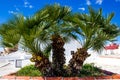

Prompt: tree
xmin=14 ymin=15 xmax=53 ymax=76
xmin=0 ymin=14 xmax=52 ymax=76
xmin=35 ymin=4 xmax=78 ymax=76
xmin=21 ymin=19 xmax=52 ymax=76
xmin=0 ymin=4 xmax=77 ymax=76
xmin=1 ymin=5 xmax=119 ymax=77
xmin=67 ymin=6 xmax=120 ymax=76
xmin=0 ymin=17 xmax=21 ymax=53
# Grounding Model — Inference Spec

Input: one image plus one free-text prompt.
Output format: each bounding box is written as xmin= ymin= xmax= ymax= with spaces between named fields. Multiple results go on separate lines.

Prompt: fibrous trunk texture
xmin=68 ymin=48 xmax=90 ymax=76
xmin=51 ymin=35 xmax=66 ymax=76
xmin=30 ymin=54 xmax=52 ymax=76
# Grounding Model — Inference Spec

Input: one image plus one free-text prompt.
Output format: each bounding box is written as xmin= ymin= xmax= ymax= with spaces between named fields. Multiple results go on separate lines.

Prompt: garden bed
xmin=3 ymin=64 xmax=116 ymax=80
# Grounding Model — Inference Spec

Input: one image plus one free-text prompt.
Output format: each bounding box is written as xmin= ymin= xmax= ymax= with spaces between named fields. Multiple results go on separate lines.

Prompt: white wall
xmin=49 ymin=39 xmax=82 ymax=65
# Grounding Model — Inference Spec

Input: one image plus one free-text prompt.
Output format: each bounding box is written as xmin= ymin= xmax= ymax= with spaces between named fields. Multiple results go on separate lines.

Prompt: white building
xmin=102 ymin=43 xmax=120 ymax=55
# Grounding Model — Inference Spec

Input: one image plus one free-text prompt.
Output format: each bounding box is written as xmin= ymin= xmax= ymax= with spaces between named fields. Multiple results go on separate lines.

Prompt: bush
xmin=63 ymin=63 xmax=104 ymax=77
xmin=16 ymin=65 xmax=42 ymax=76
xmin=16 ymin=64 xmax=104 ymax=77
xmin=79 ymin=63 xmax=104 ymax=77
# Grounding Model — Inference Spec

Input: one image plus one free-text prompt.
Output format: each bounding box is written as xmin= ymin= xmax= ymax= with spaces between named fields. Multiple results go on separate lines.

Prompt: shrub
xmin=16 ymin=65 xmax=42 ymax=76
xmin=79 ymin=63 xmax=104 ymax=77
xmin=63 ymin=63 xmax=104 ymax=77
xmin=16 ymin=64 xmax=104 ymax=77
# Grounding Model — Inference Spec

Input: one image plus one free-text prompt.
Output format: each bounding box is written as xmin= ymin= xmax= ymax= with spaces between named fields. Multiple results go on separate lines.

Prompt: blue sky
xmin=0 ymin=0 xmax=120 ymax=43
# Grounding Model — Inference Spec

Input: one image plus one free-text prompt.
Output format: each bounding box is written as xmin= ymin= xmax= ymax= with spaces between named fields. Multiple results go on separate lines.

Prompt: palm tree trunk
xmin=30 ymin=54 xmax=52 ymax=76
xmin=51 ymin=35 xmax=66 ymax=76
xmin=68 ymin=48 xmax=90 ymax=76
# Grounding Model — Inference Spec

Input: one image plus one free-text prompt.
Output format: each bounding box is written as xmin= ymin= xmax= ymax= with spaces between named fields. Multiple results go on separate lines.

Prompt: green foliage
xmin=16 ymin=65 xmax=42 ymax=76
xmin=71 ymin=6 xmax=120 ymax=51
xmin=16 ymin=64 xmax=105 ymax=77
xmin=0 ymin=4 xmax=119 ymax=77
xmin=0 ymin=23 xmax=21 ymax=48
xmin=63 ymin=64 xmax=105 ymax=77
xmin=79 ymin=64 xmax=104 ymax=77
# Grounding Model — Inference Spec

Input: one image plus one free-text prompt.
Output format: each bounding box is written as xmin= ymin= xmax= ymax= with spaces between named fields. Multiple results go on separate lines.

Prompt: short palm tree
xmin=21 ymin=20 xmax=52 ymax=76
xmin=35 ymin=4 xmax=78 ymax=76
xmin=1 ymin=4 xmax=119 ymax=77
xmin=67 ymin=6 xmax=120 ymax=76
xmin=16 ymin=14 xmax=54 ymax=76
xmin=0 ymin=14 xmax=52 ymax=76
xmin=0 ymin=4 xmax=77 ymax=76
xmin=0 ymin=17 xmax=21 ymax=53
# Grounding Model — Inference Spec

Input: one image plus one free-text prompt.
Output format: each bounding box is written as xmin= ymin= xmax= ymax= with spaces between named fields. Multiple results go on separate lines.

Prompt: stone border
xmin=1 ymin=67 xmax=115 ymax=80
xmin=1 ymin=74 xmax=120 ymax=80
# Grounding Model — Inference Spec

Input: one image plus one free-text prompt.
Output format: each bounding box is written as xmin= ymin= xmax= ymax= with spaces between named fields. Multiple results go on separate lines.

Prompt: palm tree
xmin=0 ymin=14 xmax=53 ymax=76
xmin=67 ymin=7 xmax=120 ymax=76
xmin=1 ymin=4 xmax=119 ymax=77
xmin=21 ymin=20 xmax=52 ymax=76
xmin=0 ymin=18 xmax=21 ymax=54
xmin=0 ymin=4 xmax=76 ymax=76
xmin=15 ymin=14 xmax=54 ymax=76
xmin=36 ymin=4 xmax=79 ymax=76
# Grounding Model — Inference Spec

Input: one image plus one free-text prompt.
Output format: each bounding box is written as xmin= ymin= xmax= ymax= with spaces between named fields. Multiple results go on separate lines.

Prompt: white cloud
xmin=24 ymin=1 xmax=29 ymax=5
xmin=29 ymin=5 xmax=33 ymax=8
xmin=86 ymin=0 xmax=91 ymax=5
xmin=24 ymin=1 xmax=29 ymax=7
xmin=96 ymin=0 xmax=103 ymax=5
xmin=8 ymin=11 xmax=14 ymax=14
xmin=78 ymin=7 xmax=85 ymax=11
xmin=14 ymin=5 xmax=20 ymax=11
xmin=23 ymin=0 xmax=33 ymax=9
xmin=8 ymin=10 xmax=18 ymax=15
xmin=16 ymin=8 xmax=20 ymax=11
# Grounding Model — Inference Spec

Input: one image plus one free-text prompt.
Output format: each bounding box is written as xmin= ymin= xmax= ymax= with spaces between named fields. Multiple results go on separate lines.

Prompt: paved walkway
xmin=0 ymin=63 xmax=20 ymax=77
xmin=0 ymin=60 xmax=9 ymax=68
xmin=1 ymin=53 xmax=120 ymax=77
xmin=0 ymin=50 xmax=33 ymax=76
xmin=85 ymin=55 xmax=120 ymax=74
xmin=96 ymin=56 xmax=120 ymax=74
xmin=0 ymin=60 xmax=33 ymax=77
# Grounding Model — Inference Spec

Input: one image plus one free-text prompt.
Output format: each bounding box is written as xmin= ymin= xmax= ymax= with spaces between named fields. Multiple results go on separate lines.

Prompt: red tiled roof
xmin=105 ymin=43 xmax=119 ymax=50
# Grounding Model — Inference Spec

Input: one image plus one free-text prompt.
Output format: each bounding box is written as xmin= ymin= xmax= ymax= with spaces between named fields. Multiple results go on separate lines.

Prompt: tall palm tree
xmin=67 ymin=6 xmax=120 ymax=76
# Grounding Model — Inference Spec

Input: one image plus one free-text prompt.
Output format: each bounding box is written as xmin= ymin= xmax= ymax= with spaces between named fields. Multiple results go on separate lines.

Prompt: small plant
xmin=63 ymin=63 xmax=105 ymax=77
xmin=79 ymin=63 xmax=104 ymax=77
xmin=16 ymin=64 xmax=105 ymax=77
xmin=16 ymin=65 xmax=42 ymax=76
